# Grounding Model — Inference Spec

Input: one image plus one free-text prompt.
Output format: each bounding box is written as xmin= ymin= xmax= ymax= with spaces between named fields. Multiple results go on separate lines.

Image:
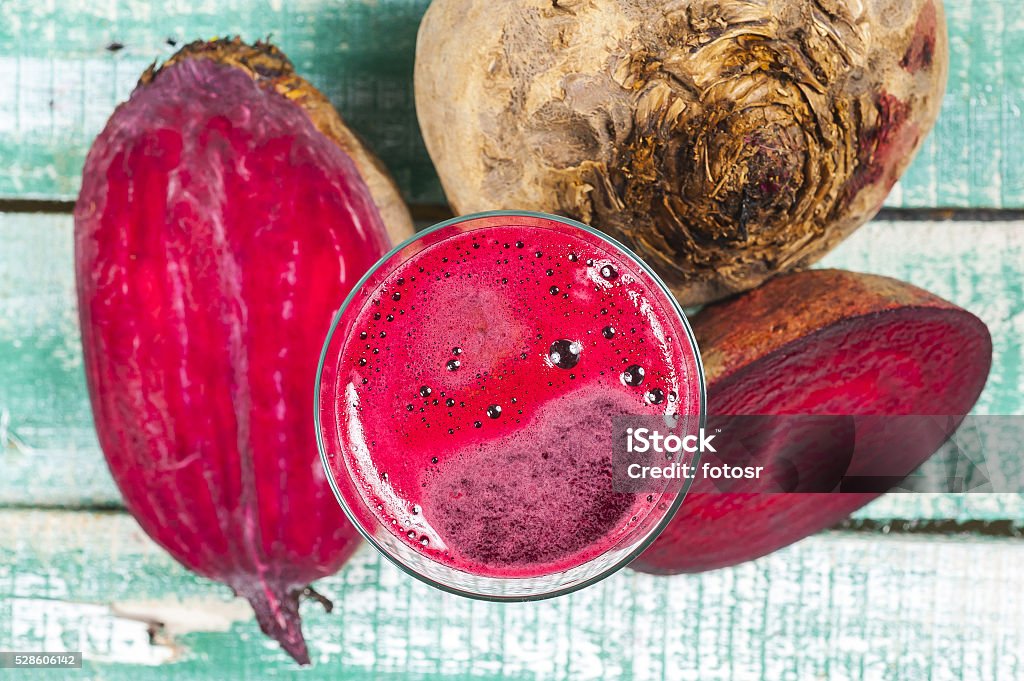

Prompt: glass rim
xmin=314 ymin=209 xmax=707 ymax=602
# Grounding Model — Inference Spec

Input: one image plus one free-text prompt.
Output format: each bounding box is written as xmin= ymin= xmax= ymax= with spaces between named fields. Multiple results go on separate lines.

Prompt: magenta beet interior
xmin=633 ymin=307 xmax=992 ymax=574
xmin=712 ymin=311 xmax=990 ymax=417
xmin=317 ymin=213 xmax=703 ymax=596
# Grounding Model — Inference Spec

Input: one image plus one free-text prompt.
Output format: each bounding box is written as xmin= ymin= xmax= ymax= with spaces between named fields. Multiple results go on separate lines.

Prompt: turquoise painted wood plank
xmin=1 ymin=509 xmax=1022 ymax=679
xmin=0 ymin=0 xmax=437 ymax=204
xmin=1 ymin=212 xmax=1022 ymax=524
xmin=888 ymin=0 xmax=1024 ymax=207
xmin=0 ymin=213 xmax=112 ymax=506
xmin=0 ymin=0 xmax=1023 ymax=208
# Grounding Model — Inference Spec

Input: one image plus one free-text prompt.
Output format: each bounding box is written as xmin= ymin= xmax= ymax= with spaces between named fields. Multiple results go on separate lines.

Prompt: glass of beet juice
xmin=316 ymin=212 xmax=705 ymax=600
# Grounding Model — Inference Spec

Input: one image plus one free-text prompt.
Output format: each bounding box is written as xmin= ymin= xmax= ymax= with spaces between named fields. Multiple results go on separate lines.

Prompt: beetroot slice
xmin=75 ymin=39 xmax=393 ymax=663
xmin=631 ymin=269 xmax=992 ymax=574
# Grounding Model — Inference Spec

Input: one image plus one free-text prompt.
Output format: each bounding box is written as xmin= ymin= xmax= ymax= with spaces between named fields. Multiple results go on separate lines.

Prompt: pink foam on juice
xmin=321 ymin=215 xmax=701 ymax=578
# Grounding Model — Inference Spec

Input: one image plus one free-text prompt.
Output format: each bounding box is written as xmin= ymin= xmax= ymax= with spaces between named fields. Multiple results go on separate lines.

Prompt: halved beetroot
xmin=632 ymin=269 xmax=992 ymax=574
xmin=75 ymin=39 xmax=397 ymax=662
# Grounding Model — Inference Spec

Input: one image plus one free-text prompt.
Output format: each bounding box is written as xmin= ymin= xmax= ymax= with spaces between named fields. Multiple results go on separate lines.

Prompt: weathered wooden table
xmin=1 ymin=2 xmax=1022 ymax=679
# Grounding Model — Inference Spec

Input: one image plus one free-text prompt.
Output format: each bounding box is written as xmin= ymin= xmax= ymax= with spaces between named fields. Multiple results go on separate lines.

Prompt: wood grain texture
xmin=0 ymin=0 xmax=436 ymax=204
xmin=1 ymin=212 xmax=1022 ymax=524
xmin=0 ymin=0 xmax=1022 ymax=208
xmin=1 ymin=508 xmax=1022 ymax=679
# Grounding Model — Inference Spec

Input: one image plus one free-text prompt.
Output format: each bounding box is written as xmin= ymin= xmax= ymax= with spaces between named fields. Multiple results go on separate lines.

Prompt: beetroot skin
xmin=75 ymin=40 xmax=393 ymax=663
xmin=632 ymin=269 xmax=992 ymax=574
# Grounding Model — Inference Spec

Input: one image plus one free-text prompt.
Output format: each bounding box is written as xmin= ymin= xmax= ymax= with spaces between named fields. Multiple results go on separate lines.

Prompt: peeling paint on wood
xmin=0 ymin=509 xmax=1022 ymax=679
xmin=0 ymin=0 xmax=437 ymax=204
xmin=7 ymin=596 xmax=251 ymax=666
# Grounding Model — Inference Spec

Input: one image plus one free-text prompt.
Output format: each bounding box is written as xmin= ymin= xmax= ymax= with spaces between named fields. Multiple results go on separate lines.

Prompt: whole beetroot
xmin=75 ymin=39 xmax=396 ymax=663
xmin=416 ymin=0 xmax=948 ymax=305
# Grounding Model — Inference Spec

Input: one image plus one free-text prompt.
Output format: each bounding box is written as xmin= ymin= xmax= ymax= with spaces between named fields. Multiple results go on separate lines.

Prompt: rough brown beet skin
xmin=75 ymin=39 xmax=396 ymax=663
xmin=630 ymin=270 xmax=992 ymax=574
xmin=415 ymin=0 xmax=948 ymax=305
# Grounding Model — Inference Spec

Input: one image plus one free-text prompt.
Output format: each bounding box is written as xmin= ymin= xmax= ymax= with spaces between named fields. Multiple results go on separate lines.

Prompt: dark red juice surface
xmin=320 ymin=214 xmax=702 ymax=578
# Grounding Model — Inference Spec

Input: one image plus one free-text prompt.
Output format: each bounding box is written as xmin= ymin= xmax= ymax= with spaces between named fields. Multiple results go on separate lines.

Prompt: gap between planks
xmin=4 ymin=200 xmax=1024 ymax=223
xmin=1 ymin=503 xmax=1020 ymax=538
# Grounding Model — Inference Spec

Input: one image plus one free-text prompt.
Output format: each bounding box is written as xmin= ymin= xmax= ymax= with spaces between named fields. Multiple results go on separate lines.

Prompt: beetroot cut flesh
xmin=632 ymin=269 xmax=992 ymax=575
xmin=74 ymin=40 xmax=393 ymax=663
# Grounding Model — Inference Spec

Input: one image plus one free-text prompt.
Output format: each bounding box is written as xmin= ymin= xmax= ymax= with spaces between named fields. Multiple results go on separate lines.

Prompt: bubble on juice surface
xmin=548 ymin=339 xmax=582 ymax=369
xmin=645 ymin=388 xmax=665 ymax=405
xmin=621 ymin=365 xmax=645 ymax=387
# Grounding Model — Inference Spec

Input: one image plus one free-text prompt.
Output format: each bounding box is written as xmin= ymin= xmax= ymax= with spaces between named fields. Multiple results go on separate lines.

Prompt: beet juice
xmin=317 ymin=212 xmax=703 ymax=598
